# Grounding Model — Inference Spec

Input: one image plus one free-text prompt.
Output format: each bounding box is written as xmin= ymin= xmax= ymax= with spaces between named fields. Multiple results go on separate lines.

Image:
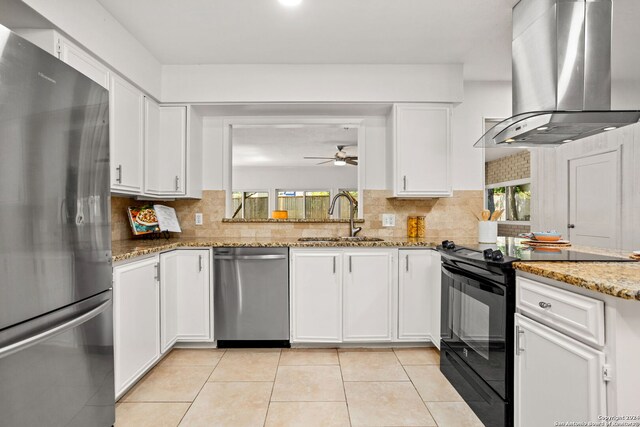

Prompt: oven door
xmin=441 ymin=263 xmax=508 ymax=398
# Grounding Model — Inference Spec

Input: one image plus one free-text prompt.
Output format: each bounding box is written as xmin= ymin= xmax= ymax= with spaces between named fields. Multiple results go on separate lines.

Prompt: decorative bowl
xmin=532 ymin=231 xmax=562 ymax=242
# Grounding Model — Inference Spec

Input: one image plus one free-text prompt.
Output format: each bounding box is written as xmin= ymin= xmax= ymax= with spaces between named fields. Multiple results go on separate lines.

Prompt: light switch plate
xmin=195 ymin=213 xmax=203 ymax=225
xmin=382 ymin=214 xmax=396 ymax=227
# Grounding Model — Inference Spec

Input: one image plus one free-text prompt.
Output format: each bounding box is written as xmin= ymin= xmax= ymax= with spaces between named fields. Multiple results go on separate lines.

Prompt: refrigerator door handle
xmin=0 ymin=298 xmax=112 ymax=360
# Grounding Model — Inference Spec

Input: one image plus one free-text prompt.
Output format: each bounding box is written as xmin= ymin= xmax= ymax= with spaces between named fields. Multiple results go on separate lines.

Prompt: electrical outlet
xmin=195 ymin=213 xmax=203 ymax=225
xmin=382 ymin=214 xmax=396 ymax=227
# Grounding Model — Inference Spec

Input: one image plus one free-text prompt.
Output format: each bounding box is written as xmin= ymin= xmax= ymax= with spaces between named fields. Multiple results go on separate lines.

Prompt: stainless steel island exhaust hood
xmin=476 ymin=0 xmax=640 ymax=148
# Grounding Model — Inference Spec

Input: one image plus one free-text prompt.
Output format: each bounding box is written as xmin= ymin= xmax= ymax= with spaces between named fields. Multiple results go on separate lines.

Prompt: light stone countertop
xmin=514 ymin=254 xmax=640 ymax=301
xmin=112 ymin=237 xmax=437 ymax=262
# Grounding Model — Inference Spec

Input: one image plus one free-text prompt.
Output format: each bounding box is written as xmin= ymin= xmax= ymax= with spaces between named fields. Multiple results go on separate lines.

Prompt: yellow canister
xmin=407 ymin=216 xmax=418 ymax=238
xmin=416 ymin=215 xmax=426 ymax=238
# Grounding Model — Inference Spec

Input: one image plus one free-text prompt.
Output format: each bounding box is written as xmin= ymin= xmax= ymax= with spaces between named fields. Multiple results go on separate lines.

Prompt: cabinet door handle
xmin=332 ymin=256 xmax=336 ymax=274
xmin=538 ymin=301 xmax=552 ymax=309
xmin=403 ymin=175 xmax=407 ymax=191
xmin=116 ymin=165 xmax=122 ymax=184
xmin=349 ymin=256 xmax=352 ymax=273
xmin=154 ymin=263 xmax=160 ymax=281
xmin=405 ymin=254 xmax=409 ymax=272
xmin=515 ymin=325 xmax=525 ymax=355
xmin=198 ymin=255 xmax=203 ymax=272
xmin=175 ymin=176 xmax=180 ymax=191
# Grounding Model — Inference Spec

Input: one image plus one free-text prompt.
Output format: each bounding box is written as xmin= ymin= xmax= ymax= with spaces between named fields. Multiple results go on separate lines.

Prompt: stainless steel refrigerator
xmin=0 ymin=25 xmax=114 ymax=426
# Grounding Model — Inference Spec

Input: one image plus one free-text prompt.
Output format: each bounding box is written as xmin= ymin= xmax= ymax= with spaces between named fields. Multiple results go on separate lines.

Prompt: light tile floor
xmin=116 ymin=347 xmax=485 ymax=427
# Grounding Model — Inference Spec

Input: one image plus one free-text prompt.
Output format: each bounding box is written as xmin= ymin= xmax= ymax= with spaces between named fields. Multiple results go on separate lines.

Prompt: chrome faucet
xmin=328 ymin=191 xmax=361 ymax=237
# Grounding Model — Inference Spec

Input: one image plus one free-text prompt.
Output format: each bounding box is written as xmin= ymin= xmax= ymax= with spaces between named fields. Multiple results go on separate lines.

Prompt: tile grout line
xmin=175 ymin=348 xmax=227 ymax=427
xmin=263 ymin=349 xmax=283 ymax=427
xmin=393 ymin=348 xmax=440 ymax=427
xmin=337 ymin=349 xmax=354 ymax=427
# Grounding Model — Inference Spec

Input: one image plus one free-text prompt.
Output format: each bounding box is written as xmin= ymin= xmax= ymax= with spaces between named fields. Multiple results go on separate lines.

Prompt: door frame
xmin=566 ymin=147 xmax=622 ymax=248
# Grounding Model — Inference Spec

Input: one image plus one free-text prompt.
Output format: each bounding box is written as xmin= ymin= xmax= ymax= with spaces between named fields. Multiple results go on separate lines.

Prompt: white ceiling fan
xmin=303 ymin=145 xmax=358 ymax=166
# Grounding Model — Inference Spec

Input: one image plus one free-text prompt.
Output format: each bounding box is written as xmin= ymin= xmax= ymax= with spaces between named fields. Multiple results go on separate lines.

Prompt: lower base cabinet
xmin=343 ymin=250 xmax=395 ymax=342
xmin=291 ymin=248 xmax=440 ymax=344
xmin=113 ymin=256 xmax=161 ymax=397
xmin=113 ymin=249 xmax=211 ymax=398
xmin=514 ymin=315 xmax=606 ymax=426
xmin=161 ymin=249 xmax=211 ymax=349
xmin=398 ymin=249 xmax=440 ymax=344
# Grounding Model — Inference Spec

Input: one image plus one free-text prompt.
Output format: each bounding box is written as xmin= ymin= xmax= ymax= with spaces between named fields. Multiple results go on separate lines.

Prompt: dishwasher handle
xmin=213 ymin=254 xmax=287 ymax=261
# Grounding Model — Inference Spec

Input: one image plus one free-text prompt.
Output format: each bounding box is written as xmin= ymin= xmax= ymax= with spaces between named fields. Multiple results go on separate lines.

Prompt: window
xmin=486 ymin=182 xmax=531 ymax=222
xmin=232 ymin=191 xmax=269 ymax=219
xmin=338 ymin=189 xmax=358 ymax=220
xmin=277 ymin=190 xmax=330 ymax=220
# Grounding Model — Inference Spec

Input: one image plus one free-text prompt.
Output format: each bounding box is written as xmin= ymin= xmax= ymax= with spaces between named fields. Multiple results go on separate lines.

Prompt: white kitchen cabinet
xmin=144 ymin=105 xmax=187 ymax=196
xmin=160 ymin=250 xmax=212 ymax=348
xmin=290 ymin=250 xmax=343 ymax=343
xmin=159 ymin=251 xmax=179 ymax=353
xmin=14 ymin=30 xmax=109 ymax=88
xmin=113 ymin=256 xmax=161 ymax=398
xmin=109 ymin=74 xmax=144 ymax=194
xmin=58 ymin=38 xmax=110 ymax=88
xmin=175 ymin=249 xmax=211 ymax=341
xmin=398 ymin=249 xmax=435 ymax=341
xmin=430 ymin=250 xmax=441 ymax=349
xmin=343 ymin=250 xmax=396 ymax=342
xmin=388 ymin=103 xmax=452 ymax=197
xmin=514 ymin=314 xmax=606 ymax=427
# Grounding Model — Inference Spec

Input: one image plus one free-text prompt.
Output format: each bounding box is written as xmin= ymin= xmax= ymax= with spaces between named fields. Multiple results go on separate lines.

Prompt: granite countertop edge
xmin=112 ymin=239 xmax=437 ymax=262
xmin=513 ymin=261 xmax=640 ymax=301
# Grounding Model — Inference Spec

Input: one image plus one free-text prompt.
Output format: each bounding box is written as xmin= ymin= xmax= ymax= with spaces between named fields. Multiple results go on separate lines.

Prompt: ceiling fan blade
xmin=346 ymin=156 xmax=358 ymax=160
xmin=304 ymin=156 xmax=334 ymax=160
xmin=316 ymin=160 xmax=334 ymax=165
xmin=346 ymin=159 xmax=358 ymax=166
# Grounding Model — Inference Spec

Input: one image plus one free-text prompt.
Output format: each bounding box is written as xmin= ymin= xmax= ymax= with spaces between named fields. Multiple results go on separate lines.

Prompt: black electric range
xmin=436 ymin=238 xmax=632 ymax=427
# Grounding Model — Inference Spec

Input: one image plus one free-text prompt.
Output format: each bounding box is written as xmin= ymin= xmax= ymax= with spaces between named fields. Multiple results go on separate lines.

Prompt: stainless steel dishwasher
xmin=213 ymin=247 xmax=289 ymax=347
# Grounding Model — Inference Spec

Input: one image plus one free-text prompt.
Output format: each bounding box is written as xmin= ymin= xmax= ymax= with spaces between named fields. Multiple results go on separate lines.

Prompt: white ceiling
xmin=96 ymin=0 xmax=640 ymax=81
xmin=233 ymin=125 xmax=358 ymax=167
xmin=96 ymin=0 xmax=515 ymax=80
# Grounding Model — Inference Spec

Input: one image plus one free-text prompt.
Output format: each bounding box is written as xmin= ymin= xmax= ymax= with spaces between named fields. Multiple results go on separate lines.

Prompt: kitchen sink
xmin=297 ymin=236 xmax=384 ymax=242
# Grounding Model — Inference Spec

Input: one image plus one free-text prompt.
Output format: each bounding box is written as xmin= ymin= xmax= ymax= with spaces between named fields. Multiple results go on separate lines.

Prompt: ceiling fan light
xmin=334 ymin=159 xmax=346 ymax=166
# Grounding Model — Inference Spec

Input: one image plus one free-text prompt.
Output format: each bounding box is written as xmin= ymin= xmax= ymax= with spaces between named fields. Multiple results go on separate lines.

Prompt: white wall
xmin=233 ymin=166 xmax=357 ymax=192
xmin=20 ymin=0 xmax=162 ymax=98
xmin=531 ymin=123 xmax=640 ymax=250
xmin=452 ymin=81 xmax=512 ymax=190
xmin=202 ymin=116 xmax=387 ymax=190
xmin=162 ymin=64 xmax=463 ymax=104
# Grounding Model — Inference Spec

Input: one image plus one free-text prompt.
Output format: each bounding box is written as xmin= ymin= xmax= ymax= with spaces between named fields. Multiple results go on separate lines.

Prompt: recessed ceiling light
xmin=537 ymin=127 xmax=549 ymax=131
xmin=279 ymin=0 xmax=302 ymax=7
xmin=562 ymin=139 xmax=573 ymax=143
xmin=334 ymin=159 xmax=346 ymax=166
xmin=603 ymin=126 xmax=617 ymax=131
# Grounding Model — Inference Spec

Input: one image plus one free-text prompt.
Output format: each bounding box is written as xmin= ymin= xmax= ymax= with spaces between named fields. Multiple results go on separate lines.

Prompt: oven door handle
xmin=442 ymin=265 xmax=505 ymax=295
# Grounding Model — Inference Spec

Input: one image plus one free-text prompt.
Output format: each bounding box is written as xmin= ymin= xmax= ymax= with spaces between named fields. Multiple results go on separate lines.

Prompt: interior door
xmin=568 ymin=150 xmax=619 ymax=248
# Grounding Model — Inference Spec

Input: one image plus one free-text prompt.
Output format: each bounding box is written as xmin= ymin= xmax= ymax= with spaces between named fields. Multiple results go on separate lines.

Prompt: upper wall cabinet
xmin=110 ymin=74 xmax=145 ymax=194
xmin=15 ymin=29 xmax=109 ymax=89
xmin=387 ymin=104 xmax=452 ymax=198
xmin=58 ymin=38 xmax=110 ymax=89
xmin=145 ymin=104 xmax=187 ymax=197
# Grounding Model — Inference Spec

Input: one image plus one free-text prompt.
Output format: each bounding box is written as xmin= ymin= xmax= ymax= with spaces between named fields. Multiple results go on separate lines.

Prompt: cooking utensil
xmin=490 ymin=209 xmax=502 ymax=221
xmin=469 ymin=210 xmax=482 ymax=221
xmin=481 ymin=210 xmax=491 ymax=221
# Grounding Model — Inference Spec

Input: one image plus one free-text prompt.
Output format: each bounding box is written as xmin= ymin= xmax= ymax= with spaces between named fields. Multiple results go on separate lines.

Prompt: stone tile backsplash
xmin=112 ymin=190 xmax=483 ymax=245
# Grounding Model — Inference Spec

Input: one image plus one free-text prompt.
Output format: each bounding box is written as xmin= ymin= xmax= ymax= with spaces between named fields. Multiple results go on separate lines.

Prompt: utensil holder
xmin=478 ymin=221 xmax=498 ymax=243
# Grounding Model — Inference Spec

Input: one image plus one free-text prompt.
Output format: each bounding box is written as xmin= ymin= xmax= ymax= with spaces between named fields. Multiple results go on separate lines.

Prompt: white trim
xmin=485 ymin=178 xmax=531 ymax=189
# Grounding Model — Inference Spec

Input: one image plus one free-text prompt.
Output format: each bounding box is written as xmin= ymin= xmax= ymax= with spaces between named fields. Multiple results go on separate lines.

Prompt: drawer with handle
xmin=516 ymin=277 xmax=604 ymax=347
